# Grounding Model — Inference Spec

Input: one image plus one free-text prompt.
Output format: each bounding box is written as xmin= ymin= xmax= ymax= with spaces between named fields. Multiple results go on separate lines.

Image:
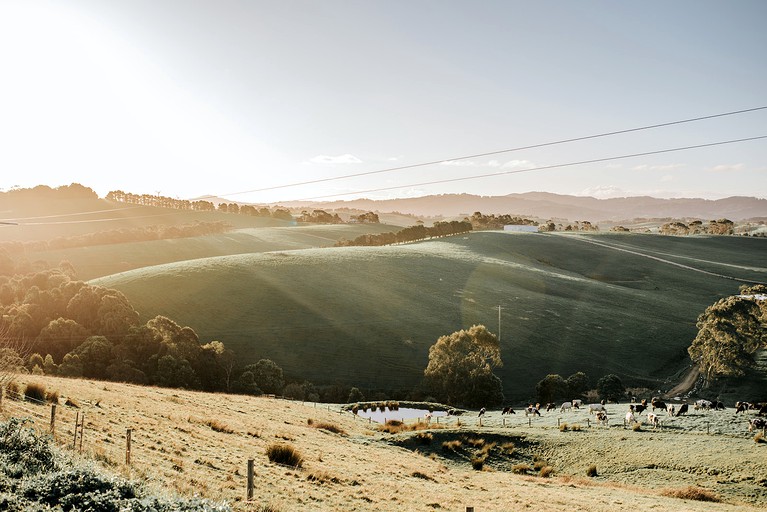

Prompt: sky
xmin=1 ymin=0 xmax=765 ymax=204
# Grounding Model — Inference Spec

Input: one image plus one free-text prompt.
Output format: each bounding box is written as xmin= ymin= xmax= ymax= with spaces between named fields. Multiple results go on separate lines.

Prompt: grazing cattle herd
xmin=470 ymin=397 xmax=767 ymax=433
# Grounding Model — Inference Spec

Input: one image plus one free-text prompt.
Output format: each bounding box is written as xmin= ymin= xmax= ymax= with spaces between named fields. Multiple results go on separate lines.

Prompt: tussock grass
xmin=533 ymin=460 xmax=547 ymax=471
xmin=470 ymin=456 xmax=486 ymax=471
xmin=206 ymin=419 xmax=235 ymax=434
xmin=660 ymin=486 xmax=720 ymax=502
xmin=559 ymin=423 xmax=569 ymax=432
xmin=377 ymin=419 xmax=435 ymax=434
xmin=306 ymin=471 xmax=341 ymax=484
xmin=500 ymin=441 xmax=515 ymax=455
xmin=24 ymin=382 xmax=47 ymax=403
xmin=441 ymin=440 xmax=462 ymax=453
xmin=586 ymin=464 xmax=598 ymax=477
xmin=414 ymin=432 xmax=433 ymax=445
xmin=307 ymin=419 xmax=346 ymax=435
xmin=46 ymin=389 xmax=60 ymax=404
xmin=410 ymin=471 xmax=434 ymax=481
xmin=266 ymin=443 xmax=304 ymax=468
xmin=539 ymin=466 xmax=554 ymax=478
xmin=754 ymin=431 xmax=765 ymax=444
xmin=632 ymin=423 xmax=642 ymax=432
xmin=5 ymin=381 xmax=22 ymax=401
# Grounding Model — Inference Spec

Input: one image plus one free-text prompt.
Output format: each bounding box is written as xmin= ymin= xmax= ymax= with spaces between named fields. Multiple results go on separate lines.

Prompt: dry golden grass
xmin=2 ymin=375 xmax=762 ymax=512
xmin=660 ymin=486 xmax=721 ymax=502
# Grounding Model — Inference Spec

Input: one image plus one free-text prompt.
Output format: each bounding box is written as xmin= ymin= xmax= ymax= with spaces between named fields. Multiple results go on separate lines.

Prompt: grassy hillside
xmin=29 ymin=223 xmax=400 ymax=280
xmin=4 ymin=375 xmax=764 ymax=511
xmin=92 ymin=232 xmax=767 ymax=401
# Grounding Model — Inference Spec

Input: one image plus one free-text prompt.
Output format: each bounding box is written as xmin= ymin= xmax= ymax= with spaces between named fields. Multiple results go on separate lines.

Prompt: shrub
xmin=586 ymin=464 xmax=598 ymax=477
xmin=660 ymin=486 xmax=720 ymax=502
xmin=559 ymin=423 xmax=568 ymax=432
xmin=24 ymin=383 xmax=47 ymax=404
xmin=632 ymin=423 xmax=642 ymax=432
xmin=500 ymin=442 xmax=515 ymax=455
xmin=5 ymin=381 xmax=22 ymax=401
xmin=266 ymin=443 xmax=303 ymax=468
xmin=205 ymin=419 xmax=235 ymax=434
xmin=754 ymin=431 xmax=765 ymax=444
xmin=539 ymin=466 xmax=554 ymax=478
xmin=533 ymin=460 xmax=546 ymax=471
xmin=470 ymin=456 xmax=485 ymax=471
xmin=511 ymin=464 xmax=531 ymax=474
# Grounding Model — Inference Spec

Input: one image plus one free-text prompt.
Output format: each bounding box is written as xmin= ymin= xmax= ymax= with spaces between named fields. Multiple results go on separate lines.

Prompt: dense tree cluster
xmin=688 ymin=285 xmax=767 ymax=386
xmin=335 ymin=220 xmax=472 ymax=247
xmin=468 ymin=212 xmax=538 ymax=230
xmin=0 ymin=184 xmax=97 ymax=204
xmin=659 ymin=218 xmax=734 ymax=235
xmin=535 ymin=371 xmax=590 ymax=404
xmin=296 ymin=209 xmax=343 ymax=224
xmin=423 ymin=325 xmax=504 ymax=407
xmin=538 ymin=220 xmax=599 ymax=232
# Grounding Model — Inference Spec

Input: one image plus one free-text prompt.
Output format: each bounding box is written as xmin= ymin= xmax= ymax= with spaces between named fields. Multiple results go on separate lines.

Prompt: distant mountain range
xmin=272 ymin=192 xmax=767 ymax=222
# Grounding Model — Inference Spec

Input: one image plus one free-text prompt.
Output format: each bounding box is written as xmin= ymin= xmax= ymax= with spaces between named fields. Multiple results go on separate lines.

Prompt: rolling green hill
xmin=92 ymin=231 xmax=767 ymax=401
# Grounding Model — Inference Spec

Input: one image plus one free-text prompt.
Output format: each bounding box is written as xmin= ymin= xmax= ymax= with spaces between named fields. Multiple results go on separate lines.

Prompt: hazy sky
xmin=1 ymin=0 xmax=765 ymax=203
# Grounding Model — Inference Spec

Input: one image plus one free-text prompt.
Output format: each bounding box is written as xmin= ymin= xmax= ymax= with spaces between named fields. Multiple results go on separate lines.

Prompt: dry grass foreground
xmin=2 ymin=375 xmax=765 ymax=512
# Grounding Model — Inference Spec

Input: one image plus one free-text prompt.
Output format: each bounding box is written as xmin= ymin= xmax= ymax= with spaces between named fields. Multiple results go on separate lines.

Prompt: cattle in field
xmin=666 ymin=404 xmax=676 ymax=416
xmin=447 ymin=409 xmax=464 ymax=416
xmin=560 ymin=401 xmax=572 ymax=413
xmin=596 ymin=411 xmax=608 ymax=426
xmin=525 ymin=404 xmax=541 ymax=416
xmin=629 ymin=404 xmax=647 ymax=416
xmin=712 ymin=400 xmax=725 ymax=410
xmin=758 ymin=403 xmax=767 ymax=416
xmin=651 ymin=398 xmax=667 ymax=411
xmin=748 ymin=418 xmax=767 ymax=432
xmin=501 ymin=406 xmax=516 ymax=415
xmin=625 ymin=411 xmax=637 ymax=426
xmin=675 ymin=403 xmax=689 ymax=417
xmin=572 ymin=399 xmax=583 ymax=409
xmin=694 ymin=399 xmax=712 ymax=410
xmin=588 ymin=403 xmax=605 ymax=414
xmin=647 ymin=413 xmax=661 ymax=429
xmin=735 ymin=401 xmax=753 ymax=414
xmin=478 ymin=407 xmax=486 ymax=417
xmin=546 ymin=402 xmax=556 ymax=412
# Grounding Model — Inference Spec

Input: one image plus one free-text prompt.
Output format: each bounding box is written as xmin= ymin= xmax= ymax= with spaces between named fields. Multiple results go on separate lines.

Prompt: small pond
xmin=354 ymin=407 xmax=448 ymax=424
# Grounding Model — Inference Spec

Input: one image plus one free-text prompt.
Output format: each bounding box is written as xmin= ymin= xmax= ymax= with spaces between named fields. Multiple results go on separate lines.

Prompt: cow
xmin=758 ymin=403 xmax=767 ymax=416
xmin=546 ymin=402 xmax=557 ymax=412
xmin=596 ymin=411 xmax=608 ymax=426
xmin=560 ymin=401 xmax=572 ymax=413
xmin=646 ymin=412 xmax=661 ymax=429
xmin=736 ymin=401 xmax=752 ymax=414
xmin=424 ymin=412 xmax=432 ymax=424
xmin=712 ymin=400 xmax=725 ymax=410
xmin=572 ymin=399 xmax=583 ymax=409
xmin=666 ymin=404 xmax=676 ymax=416
xmin=629 ymin=404 xmax=647 ymax=416
xmin=447 ymin=409 xmax=464 ymax=416
xmin=694 ymin=399 xmax=712 ymax=411
xmin=651 ymin=398 xmax=667 ymax=411
xmin=625 ymin=410 xmax=637 ymax=426
xmin=675 ymin=403 xmax=689 ymax=417
xmin=478 ymin=407 xmax=486 ymax=417
xmin=501 ymin=406 xmax=516 ymax=415
xmin=525 ymin=404 xmax=541 ymax=417
xmin=748 ymin=418 xmax=767 ymax=432
xmin=588 ymin=403 xmax=605 ymax=415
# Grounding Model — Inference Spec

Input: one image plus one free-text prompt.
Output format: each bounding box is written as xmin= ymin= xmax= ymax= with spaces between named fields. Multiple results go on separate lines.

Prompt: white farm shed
xmin=503 ymin=225 xmax=538 ymax=233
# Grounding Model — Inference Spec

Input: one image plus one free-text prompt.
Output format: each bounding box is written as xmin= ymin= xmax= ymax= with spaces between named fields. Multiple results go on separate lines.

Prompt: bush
xmin=46 ymin=390 xmax=60 ymax=405
xmin=5 ymin=381 xmax=22 ymax=401
xmin=24 ymin=383 xmax=47 ymax=404
xmin=754 ymin=431 xmax=765 ymax=444
xmin=266 ymin=443 xmax=303 ymax=468
xmin=441 ymin=440 xmax=462 ymax=453
xmin=660 ymin=486 xmax=720 ymax=502
xmin=539 ymin=466 xmax=554 ymax=478
xmin=512 ymin=464 xmax=532 ymax=474
xmin=470 ymin=456 xmax=485 ymax=471
xmin=586 ymin=464 xmax=598 ymax=477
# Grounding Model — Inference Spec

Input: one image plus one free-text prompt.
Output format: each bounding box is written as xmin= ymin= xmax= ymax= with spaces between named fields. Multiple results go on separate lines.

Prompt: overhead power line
xmin=201 ymin=105 xmax=767 ymax=200
xmin=286 ymin=135 xmax=767 ymax=202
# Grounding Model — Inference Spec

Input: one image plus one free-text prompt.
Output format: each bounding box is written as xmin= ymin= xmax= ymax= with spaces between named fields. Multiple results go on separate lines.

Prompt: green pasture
xmin=92 ymin=231 xmax=767 ymax=401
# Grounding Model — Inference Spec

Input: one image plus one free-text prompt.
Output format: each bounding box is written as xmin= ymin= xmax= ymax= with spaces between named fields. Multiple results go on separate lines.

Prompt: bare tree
xmin=0 ymin=322 xmax=31 ymax=408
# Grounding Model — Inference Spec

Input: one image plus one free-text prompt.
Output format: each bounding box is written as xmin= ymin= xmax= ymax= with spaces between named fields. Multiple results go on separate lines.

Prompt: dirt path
xmin=665 ymin=365 xmax=700 ymax=397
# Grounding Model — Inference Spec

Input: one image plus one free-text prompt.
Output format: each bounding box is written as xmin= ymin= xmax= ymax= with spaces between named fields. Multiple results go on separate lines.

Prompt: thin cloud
xmin=578 ymin=185 xmax=626 ymax=199
xmin=632 ymin=163 xmax=685 ymax=172
xmin=308 ymin=154 xmax=363 ymax=164
xmin=709 ymin=163 xmax=745 ymax=172
xmin=439 ymin=160 xmax=477 ymax=167
xmin=501 ymin=159 xmax=534 ymax=169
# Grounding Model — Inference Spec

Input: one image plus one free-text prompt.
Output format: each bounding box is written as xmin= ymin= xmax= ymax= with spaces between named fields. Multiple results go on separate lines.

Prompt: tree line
xmin=659 ymin=219 xmax=734 ymax=235
xmin=335 ymin=220 xmax=472 ymax=247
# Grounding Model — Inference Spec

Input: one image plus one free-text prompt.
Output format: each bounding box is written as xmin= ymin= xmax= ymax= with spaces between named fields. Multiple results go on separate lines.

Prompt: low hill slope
xmin=4 ymin=375 xmax=764 ymax=511
xmin=93 ymin=232 xmax=767 ymax=400
xmin=31 ymin=223 xmax=400 ymax=280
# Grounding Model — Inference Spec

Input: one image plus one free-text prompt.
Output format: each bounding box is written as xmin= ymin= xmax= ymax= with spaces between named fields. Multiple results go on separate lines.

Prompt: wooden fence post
xmin=49 ymin=404 xmax=56 ymax=434
xmin=466 ymin=507 xmax=474 ymax=512
xmin=78 ymin=413 xmax=85 ymax=454
xmin=528 ymin=417 xmax=531 ymax=427
xmin=247 ymin=459 xmax=255 ymax=501
xmin=72 ymin=411 xmax=79 ymax=449
xmin=126 ymin=429 xmax=132 ymax=465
